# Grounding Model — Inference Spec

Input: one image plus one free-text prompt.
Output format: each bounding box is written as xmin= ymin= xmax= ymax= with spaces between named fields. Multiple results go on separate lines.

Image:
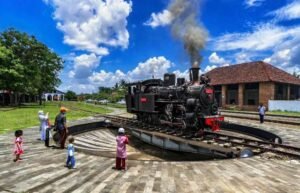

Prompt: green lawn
xmin=0 ymin=101 xmax=111 ymax=134
xmin=99 ymin=103 xmax=126 ymax=109
xmin=268 ymin=110 xmax=300 ymax=117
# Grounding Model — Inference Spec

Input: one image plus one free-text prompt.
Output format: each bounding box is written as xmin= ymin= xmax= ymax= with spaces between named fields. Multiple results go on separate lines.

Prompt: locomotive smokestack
xmin=189 ymin=67 xmax=199 ymax=82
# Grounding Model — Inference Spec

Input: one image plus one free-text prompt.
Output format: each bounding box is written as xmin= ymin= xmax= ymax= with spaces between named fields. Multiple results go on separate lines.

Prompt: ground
xmin=0 ymin=105 xmax=300 ymax=193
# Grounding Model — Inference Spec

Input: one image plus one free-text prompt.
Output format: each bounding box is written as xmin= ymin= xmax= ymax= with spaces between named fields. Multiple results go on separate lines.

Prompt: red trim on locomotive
xmin=204 ymin=116 xmax=224 ymax=132
xmin=205 ymin=88 xmax=213 ymax=94
xmin=140 ymin=97 xmax=147 ymax=103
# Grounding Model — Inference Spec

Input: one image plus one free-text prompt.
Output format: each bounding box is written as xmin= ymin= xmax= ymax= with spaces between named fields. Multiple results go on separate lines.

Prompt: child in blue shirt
xmin=65 ymin=136 xmax=76 ymax=169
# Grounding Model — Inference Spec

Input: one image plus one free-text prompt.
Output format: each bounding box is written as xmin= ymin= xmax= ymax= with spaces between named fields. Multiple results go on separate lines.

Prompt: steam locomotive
xmin=125 ymin=67 xmax=224 ymax=137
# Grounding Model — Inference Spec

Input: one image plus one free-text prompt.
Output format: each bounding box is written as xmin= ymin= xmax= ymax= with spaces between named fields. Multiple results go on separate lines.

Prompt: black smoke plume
xmin=168 ymin=0 xmax=207 ymax=68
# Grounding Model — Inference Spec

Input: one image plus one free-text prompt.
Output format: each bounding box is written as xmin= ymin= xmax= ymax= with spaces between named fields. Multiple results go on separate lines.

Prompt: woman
xmin=38 ymin=110 xmax=49 ymax=141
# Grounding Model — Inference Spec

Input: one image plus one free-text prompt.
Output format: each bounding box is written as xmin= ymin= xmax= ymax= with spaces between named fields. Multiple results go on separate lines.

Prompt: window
xmin=244 ymin=83 xmax=259 ymax=105
xmin=226 ymin=84 xmax=238 ymax=105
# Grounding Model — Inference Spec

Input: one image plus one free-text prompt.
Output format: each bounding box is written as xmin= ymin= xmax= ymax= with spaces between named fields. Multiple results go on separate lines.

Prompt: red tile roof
xmin=205 ymin=61 xmax=300 ymax=86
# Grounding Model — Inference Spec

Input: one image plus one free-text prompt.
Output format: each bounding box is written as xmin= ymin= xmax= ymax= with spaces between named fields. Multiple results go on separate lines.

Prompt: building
xmin=206 ymin=61 xmax=300 ymax=110
xmin=0 ymin=90 xmax=38 ymax=106
xmin=43 ymin=90 xmax=65 ymax=101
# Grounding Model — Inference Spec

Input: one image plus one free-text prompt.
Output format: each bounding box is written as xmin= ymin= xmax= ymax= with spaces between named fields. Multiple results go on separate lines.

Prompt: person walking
xmin=38 ymin=110 xmax=49 ymax=141
xmin=55 ymin=107 xmax=68 ymax=149
xmin=115 ymin=128 xmax=129 ymax=170
xmin=258 ymin=103 xmax=266 ymax=123
xmin=65 ymin=136 xmax=76 ymax=169
xmin=13 ymin=130 xmax=24 ymax=162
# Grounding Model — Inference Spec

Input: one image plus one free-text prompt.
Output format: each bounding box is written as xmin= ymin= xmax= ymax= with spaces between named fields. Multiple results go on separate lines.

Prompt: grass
xmin=102 ymin=103 xmax=126 ymax=109
xmin=268 ymin=110 xmax=300 ymax=117
xmin=0 ymin=101 xmax=112 ymax=134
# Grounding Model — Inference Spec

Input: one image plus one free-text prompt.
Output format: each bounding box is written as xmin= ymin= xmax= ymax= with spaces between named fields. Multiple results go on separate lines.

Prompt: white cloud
xmin=210 ymin=20 xmax=300 ymax=74
xmin=89 ymin=69 xmax=126 ymax=86
xmin=172 ymin=69 xmax=189 ymax=80
xmin=233 ymin=51 xmax=256 ymax=64
xmin=208 ymin=52 xmax=226 ymax=64
xmin=46 ymin=0 xmax=132 ymax=55
xmin=64 ymin=56 xmax=200 ymax=93
xmin=269 ymin=1 xmax=300 ymax=21
xmin=144 ymin=9 xmax=173 ymax=28
xmin=69 ymin=53 xmax=101 ymax=79
xmin=128 ymin=56 xmax=173 ymax=80
xmin=212 ymin=24 xmax=300 ymax=52
xmin=204 ymin=65 xmax=217 ymax=73
xmin=245 ymin=0 xmax=265 ymax=8
xmin=264 ymin=46 xmax=300 ymax=74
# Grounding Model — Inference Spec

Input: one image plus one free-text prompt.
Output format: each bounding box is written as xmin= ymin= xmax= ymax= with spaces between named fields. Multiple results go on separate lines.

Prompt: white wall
xmin=269 ymin=100 xmax=300 ymax=112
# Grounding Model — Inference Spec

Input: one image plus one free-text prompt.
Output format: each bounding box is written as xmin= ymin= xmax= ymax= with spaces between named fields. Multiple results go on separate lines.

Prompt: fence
xmin=268 ymin=100 xmax=300 ymax=112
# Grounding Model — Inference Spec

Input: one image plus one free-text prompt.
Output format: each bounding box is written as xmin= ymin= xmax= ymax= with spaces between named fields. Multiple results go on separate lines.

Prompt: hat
xmin=38 ymin=110 xmax=44 ymax=115
xmin=60 ymin=107 xmax=68 ymax=112
xmin=118 ymin=128 xmax=125 ymax=133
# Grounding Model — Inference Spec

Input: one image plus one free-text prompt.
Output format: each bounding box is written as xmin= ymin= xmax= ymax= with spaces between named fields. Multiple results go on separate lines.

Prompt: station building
xmin=206 ymin=61 xmax=300 ymax=110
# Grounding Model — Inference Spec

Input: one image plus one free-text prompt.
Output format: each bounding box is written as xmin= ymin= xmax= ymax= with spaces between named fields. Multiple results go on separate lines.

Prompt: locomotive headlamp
xmin=239 ymin=148 xmax=254 ymax=158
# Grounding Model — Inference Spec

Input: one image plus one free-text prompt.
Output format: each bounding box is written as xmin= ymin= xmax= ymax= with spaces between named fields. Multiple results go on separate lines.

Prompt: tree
xmin=119 ymin=79 xmax=127 ymax=88
xmin=65 ymin=90 xmax=77 ymax=101
xmin=0 ymin=28 xmax=63 ymax=105
xmin=292 ymin=71 xmax=300 ymax=79
xmin=0 ymin=44 xmax=24 ymax=104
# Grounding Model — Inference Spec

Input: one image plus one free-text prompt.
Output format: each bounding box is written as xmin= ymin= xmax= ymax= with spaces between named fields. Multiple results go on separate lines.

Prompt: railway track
xmin=221 ymin=110 xmax=300 ymax=126
xmin=103 ymin=115 xmax=300 ymax=159
xmin=65 ymin=105 xmax=300 ymax=159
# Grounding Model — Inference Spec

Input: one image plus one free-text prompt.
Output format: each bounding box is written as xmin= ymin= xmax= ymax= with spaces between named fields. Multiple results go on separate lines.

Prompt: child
xmin=65 ymin=136 xmax=76 ymax=169
xmin=115 ymin=128 xmax=129 ymax=170
xmin=45 ymin=119 xmax=52 ymax=147
xmin=14 ymin=130 xmax=24 ymax=162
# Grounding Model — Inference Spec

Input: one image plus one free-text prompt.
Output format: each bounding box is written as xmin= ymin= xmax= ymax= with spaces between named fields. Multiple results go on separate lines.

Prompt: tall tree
xmin=0 ymin=28 xmax=63 ymax=105
xmin=0 ymin=44 xmax=24 ymax=104
xmin=65 ymin=90 xmax=77 ymax=101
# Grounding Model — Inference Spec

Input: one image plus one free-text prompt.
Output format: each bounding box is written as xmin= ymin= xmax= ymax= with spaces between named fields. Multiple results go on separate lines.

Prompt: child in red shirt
xmin=14 ymin=130 xmax=24 ymax=162
xmin=115 ymin=128 xmax=129 ymax=170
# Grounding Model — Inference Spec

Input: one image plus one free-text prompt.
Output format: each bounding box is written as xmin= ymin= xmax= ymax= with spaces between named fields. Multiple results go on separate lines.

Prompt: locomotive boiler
xmin=125 ymin=67 xmax=224 ymax=137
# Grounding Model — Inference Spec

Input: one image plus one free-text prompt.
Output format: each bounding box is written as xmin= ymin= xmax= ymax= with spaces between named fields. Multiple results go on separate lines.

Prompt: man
xmin=258 ymin=103 xmax=266 ymax=123
xmin=55 ymin=107 xmax=68 ymax=149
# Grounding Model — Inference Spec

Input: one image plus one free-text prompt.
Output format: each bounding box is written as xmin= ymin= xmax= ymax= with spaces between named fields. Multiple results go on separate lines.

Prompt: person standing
xmin=65 ymin=136 xmax=76 ymax=169
xmin=258 ymin=103 xmax=266 ymax=123
xmin=13 ymin=130 xmax=24 ymax=162
xmin=115 ymin=128 xmax=129 ymax=170
xmin=55 ymin=107 xmax=68 ymax=149
xmin=45 ymin=119 xmax=52 ymax=147
xmin=38 ymin=110 xmax=49 ymax=141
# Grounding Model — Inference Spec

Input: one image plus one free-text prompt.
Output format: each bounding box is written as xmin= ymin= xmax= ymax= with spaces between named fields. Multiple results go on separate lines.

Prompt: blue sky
xmin=0 ymin=0 xmax=299 ymax=93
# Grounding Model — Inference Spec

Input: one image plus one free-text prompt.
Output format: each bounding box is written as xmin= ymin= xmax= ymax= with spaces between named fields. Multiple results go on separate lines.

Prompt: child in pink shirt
xmin=14 ymin=130 xmax=24 ymax=162
xmin=115 ymin=128 xmax=129 ymax=170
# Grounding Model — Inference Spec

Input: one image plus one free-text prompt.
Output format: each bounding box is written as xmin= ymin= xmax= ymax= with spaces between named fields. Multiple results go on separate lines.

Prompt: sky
xmin=0 ymin=0 xmax=299 ymax=93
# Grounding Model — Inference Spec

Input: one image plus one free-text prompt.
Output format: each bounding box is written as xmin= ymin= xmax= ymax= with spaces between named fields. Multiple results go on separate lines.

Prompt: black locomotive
xmin=125 ymin=67 xmax=224 ymax=137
